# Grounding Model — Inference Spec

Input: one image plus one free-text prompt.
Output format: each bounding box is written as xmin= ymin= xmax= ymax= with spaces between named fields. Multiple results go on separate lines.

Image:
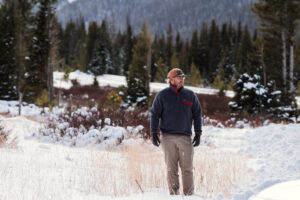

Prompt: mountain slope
xmin=55 ymin=0 xmax=258 ymax=38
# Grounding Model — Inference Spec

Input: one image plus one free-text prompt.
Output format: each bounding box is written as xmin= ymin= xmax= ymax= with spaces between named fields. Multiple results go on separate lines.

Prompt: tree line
xmin=0 ymin=0 xmax=57 ymax=107
xmin=1 ymin=0 xmax=300 ymax=117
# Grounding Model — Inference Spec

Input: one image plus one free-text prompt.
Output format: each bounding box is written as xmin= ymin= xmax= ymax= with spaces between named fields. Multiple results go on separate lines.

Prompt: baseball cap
xmin=167 ymin=68 xmax=185 ymax=78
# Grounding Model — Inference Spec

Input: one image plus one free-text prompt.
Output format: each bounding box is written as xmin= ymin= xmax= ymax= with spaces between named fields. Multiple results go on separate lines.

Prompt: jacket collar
xmin=170 ymin=85 xmax=183 ymax=95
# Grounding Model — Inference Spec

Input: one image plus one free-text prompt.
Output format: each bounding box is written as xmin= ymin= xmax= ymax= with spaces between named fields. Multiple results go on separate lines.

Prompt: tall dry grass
xmin=123 ymin=144 xmax=167 ymax=194
xmin=193 ymin=148 xmax=254 ymax=198
xmin=0 ymin=120 xmax=8 ymax=147
xmin=120 ymin=144 xmax=253 ymax=198
xmin=0 ymin=140 xmax=252 ymax=199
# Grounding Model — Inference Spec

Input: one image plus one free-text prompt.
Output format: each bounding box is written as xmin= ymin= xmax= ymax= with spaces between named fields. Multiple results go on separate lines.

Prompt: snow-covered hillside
xmin=55 ymin=0 xmax=258 ymax=38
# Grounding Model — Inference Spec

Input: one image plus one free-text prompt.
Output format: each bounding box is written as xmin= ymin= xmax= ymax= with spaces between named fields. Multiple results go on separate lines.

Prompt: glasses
xmin=173 ymin=76 xmax=185 ymax=80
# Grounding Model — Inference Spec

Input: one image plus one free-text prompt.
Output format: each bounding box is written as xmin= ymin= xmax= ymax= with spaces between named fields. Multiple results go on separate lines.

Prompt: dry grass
xmin=0 ymin=140 xmax=253 ymax=199
xmin=0 ymin=121 xmax=8 ymax=147
xmin=121 ymin=144 xmax=253 ymax=198
xmin=193 ymin=148 xmax=254 ymax=198
xmin=0 ymin=133 xmax=7 ymax=147
xmin=123 ymin=144 xmax=167 ymax=193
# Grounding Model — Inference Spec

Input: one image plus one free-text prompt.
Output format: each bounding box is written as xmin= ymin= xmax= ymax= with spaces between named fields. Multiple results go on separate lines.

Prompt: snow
xmin=1 ymin=71 xmax=300 ymax=199
xmin=249 ymin=180 xmax=300 ymax=200
xmin=1 ymin=112 xmax=300 ymax=199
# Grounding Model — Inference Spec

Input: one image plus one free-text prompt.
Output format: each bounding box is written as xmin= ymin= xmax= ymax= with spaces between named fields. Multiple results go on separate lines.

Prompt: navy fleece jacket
xmin=150 ymin=86 xmax=202 ymax=136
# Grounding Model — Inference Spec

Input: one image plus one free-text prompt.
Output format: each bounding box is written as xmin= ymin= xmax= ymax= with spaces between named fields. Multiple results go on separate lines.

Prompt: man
xmin=150 ymin=68 xmax=202 ymax=196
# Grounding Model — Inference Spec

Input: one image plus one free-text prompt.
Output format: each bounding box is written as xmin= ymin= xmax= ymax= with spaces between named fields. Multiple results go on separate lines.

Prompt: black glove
xmin=152 ymin=133 xmax=160 ymax=147
xmin=192 ymin=134 xmax=201 ymax=147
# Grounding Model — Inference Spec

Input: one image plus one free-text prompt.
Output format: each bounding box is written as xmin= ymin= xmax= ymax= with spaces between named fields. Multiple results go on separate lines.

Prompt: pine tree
xmin=252 ymin=0 xmax=300 ymax=106
xmin=88 ymin=20 xmax=112 ymax=75
xmin=229 ymin=73 xmax=265 ymax=113
xmin=218 ymin=22 xmax=236 ymax=85
xmin=175 ymin=32 xmax=183 ymax=56
xmin=165 ymin=23 xmax=173 ymax=68
xmin=263 ymin=80 xmax=281 ymax=116
xmin=0 ymin=0 xmax=34 ymax=102
xmin=212 ymin=66 xmax=226 ymax=96
xmin=123 ymin=21 xmax=133 ymax=78
xmin=151 ymin=35 xmax=159 ymax=81
xmin=85 ymin=21 xmax=100 ymax=69
xmin=0 ymin=1 xmax=18 ymax=100
xmin=154 ymin=57 xmax=168 ymax=83
xmin=170 ymin=51 xmax=179 ymax=68
xmin=179 ymin=42 xmax=189 ymax=74
xmin=230 ymin=73 xmax=285 ymax=118
xmin=199 ymin=22 xmax=209 ymax=83
xmin=247 ymin=38 xmax=263 ymax=76
xmin=189 ymin=31 xmax=199 ymax=70
xmin=112 ymin=31 xmax=125 ymax=75
xmin=185 ymin=63 xmax=202 ymax=87
xmin=126 ymin=21 xmax=152 ymax=108
xmin=208 ymin=20 xmax=221 ymax=83
xmin=62 ymin=21 xmax=76 ymax=66
xmin=24 ymin=0 xmax=57 ymax=103
xmin=71 ymin=17 xmax=87 ymax=70
xmin=236 ymin=25 xmax=253 ymax=75
xmin=151 ymin=34 xmax=167 ymax=81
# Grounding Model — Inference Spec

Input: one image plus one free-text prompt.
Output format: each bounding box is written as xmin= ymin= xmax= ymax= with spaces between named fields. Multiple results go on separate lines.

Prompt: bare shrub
xmin=53 ymin=85 xmax=150 ymax=138
xmin=54 ymin=85 xmax=114 ymax=108
xmin=197 ymin=93 xmax=231 ymax=117
xmin=54 ymin=85 xmax=281 ymax=138
xmin=0 ymin=121 xmax=8 ymax=147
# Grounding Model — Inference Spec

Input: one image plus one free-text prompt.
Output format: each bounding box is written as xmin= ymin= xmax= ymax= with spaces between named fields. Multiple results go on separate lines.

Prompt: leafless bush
xmin=195 ymin=93 xmax=282 ymax=127
xmin=46 ymin=105 xmax=149 ymax=140
xmin=55 ymin=85 xmax=114 ymax=108
xmin=0 ymin=121 xmax=8 ymax=147
xmin=53 ymin=85 xmax=150 ymax=138
xmin=54 ymin=85 xmax=281 ymax=138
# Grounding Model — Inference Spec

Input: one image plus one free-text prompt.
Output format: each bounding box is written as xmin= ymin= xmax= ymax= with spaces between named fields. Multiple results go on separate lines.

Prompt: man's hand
xmin=152 ymin=133 xmax=160 ymax=147
xmin=192 ymin=134 xmax=201 ymax=147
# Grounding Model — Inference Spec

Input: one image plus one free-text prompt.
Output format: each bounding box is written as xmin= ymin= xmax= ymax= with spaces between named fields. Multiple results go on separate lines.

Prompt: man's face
xmin=170 ymin=76 xmax=185 ymax=89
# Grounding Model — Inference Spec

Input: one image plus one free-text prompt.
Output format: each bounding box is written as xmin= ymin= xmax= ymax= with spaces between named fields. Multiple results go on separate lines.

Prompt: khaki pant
xmin=161 ymin=134 xmax=194 ymax=195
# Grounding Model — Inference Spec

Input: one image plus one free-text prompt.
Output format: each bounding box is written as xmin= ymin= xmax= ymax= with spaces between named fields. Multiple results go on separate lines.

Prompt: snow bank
xmin=232 ymin=123 xmax=300 ymax=200
xmin=249 ymin=180 xmax=300 ymax=200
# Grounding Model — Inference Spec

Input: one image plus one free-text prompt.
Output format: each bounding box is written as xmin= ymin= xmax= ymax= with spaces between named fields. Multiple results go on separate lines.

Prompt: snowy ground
xmin=1 ymin=104 xmax=300 ymax=199
xmin=1 ymin=71 xmax=300 ymax=199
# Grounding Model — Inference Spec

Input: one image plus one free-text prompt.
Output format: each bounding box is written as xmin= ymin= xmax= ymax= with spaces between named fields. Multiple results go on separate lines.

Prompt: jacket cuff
xmin=195 ymin=132 xmax=202 ymax=136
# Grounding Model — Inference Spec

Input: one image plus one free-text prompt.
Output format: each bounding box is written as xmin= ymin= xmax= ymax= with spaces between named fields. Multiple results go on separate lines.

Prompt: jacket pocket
xmin=182 ymin=101 xmax=193 ymax=106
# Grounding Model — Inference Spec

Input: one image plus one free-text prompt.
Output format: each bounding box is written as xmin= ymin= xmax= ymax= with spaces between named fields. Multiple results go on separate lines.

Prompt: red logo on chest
xmin=182 ymin=101 xmax=192 ymax=106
